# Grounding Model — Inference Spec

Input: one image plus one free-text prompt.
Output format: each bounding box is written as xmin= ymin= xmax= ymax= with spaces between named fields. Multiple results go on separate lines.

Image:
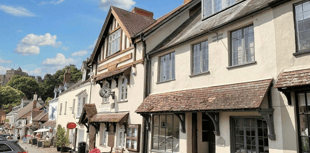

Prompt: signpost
xmin=67 ymin=122 xmax=76 ymax=129
xmin=67 ymin=122 xmax=77 ymax=151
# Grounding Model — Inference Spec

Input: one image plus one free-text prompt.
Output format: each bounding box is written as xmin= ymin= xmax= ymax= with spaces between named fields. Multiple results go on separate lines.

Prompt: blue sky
xmin=0 ymin=0 xmax=183 ymax=77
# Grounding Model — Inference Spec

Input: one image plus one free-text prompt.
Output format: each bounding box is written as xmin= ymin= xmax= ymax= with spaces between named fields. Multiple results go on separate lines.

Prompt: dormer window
xmin=203 ymin=0 xmax=235 ymax=19
xmin=107 ymin=29 xmax=121 ymax=56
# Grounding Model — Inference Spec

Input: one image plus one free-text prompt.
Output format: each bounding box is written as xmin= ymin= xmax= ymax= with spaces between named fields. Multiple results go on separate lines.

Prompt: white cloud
xmin=0 ymin=5 xmax=35 ymax=17
xmin=42 ymin=53 xmax=75 ymax=67
xmin=15 ymin=33 xmax=62 ymax=55
xmin=71 ymin=50 xmax=88 ymax=57
xmin=99 ymin=0 xmax=136 ymax=11
xmin=0 ymin=58 xmax=12 ymax=64
xmin=39 ymin=0 xmax=65 ymax=5
xmin=0 ymin=66 xmax=10 ymax=74
xmin=28 ymin=68 xmax=43 ymax=76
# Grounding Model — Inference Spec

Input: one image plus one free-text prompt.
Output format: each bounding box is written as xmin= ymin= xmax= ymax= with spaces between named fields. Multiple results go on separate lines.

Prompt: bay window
xmin=203 ymin=0 xmax=236 ymax=18
xmin=231 ymin=117 xmax=269 ymax=153
xmin=231 ymin=25 xmax=255 ymax=66
xmin=108 ymin=29 xmax=121 ymax=56
xmin=159 ymin=52 xmax=175 ymax=82
xmin=152 ymin=114 xmax=179 ymax=152
xmin=192 ymin=41 xmax=209 ymax=75
xmin=294 ymin=1 xmax=310 ymax=52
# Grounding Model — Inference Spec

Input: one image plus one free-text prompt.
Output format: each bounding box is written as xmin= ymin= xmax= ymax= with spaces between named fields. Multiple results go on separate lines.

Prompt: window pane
xmin=295 ymin=2 xmax=310 ymax=51
xmin=301 ymin=137 xmax=310 ymax=152
xmin=203 ymin=0 xmax=212 ymax=17
xmin=201 ymin=41 xmax=209 ymax=72
xmin=132 ymin=140 xmax=137 ymax=150
xmin=171 ymin=52 xmax=175 ymax=79
xmin=193 ymin=44 xmax=201 ymax=74
xmin=154 ymin=115 xmax=159 ymax=127
xmin=126 ymin=139 xmax=131 ymax=148
xmin=0 ymin=144 xmax=12 ymax=152
xmin=133 ymin=128 xmax=138 ymax=137
xmin=214 ymin=0 xmax=222 ymax=13
xmin=159 ymin=127 xmax=166 ymax=151
xmin=127 ymin=128 xmax=132 ymax=137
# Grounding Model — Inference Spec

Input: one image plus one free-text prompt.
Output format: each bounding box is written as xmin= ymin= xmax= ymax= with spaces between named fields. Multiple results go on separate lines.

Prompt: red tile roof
xmin=90 ymin=113 xmax=128 ymax=124
xmin=33 ymin=112 xmax=47 ymax=122
xmin=42 ymin=120 xmax=56 ymax=128
xmin=112 ymin=6 xmax=155 ymax=38
xmin=275 ymin=68 xmax=310 ymax=88
xmin=20 ymin=111 xmax=32 ymax=119
xmin=95 ymin=66 xmax=131 ymax=82
xmin=136 ymin=79 xmax=273 ymax=113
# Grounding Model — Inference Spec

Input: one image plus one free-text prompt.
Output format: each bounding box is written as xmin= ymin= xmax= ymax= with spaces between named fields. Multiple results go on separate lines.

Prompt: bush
xmin=56 ymin=125 xmax=69 ymax=147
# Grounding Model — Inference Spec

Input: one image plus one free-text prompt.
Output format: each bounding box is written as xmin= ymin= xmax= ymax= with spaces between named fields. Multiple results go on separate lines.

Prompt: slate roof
xmin=275 ymin=68 xmax=310 ymax=88
xmin=149 ymin=0 xmax=280 ymax=55
xmin=42 ymin=120 xmax=56 ymax=128
xmin=136 ymin=79 xmax=273 ymax=113
xmin=90 ymin=113 xmax=128 ymax=124
xmin=95 ymin=66 xmax=131 ymax=81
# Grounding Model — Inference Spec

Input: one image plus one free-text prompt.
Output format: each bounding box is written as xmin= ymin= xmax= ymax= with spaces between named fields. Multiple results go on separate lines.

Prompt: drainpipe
xmin=142 ymin=34 xmax=150 ymax=153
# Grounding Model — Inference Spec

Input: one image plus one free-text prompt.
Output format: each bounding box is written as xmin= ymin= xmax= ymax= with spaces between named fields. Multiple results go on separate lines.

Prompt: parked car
xmin=0 ymin=136 xmax=26 ymax=153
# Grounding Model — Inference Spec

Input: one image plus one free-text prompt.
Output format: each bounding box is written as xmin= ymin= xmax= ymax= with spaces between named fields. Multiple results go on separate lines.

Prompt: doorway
xmin=193 ymin=113 xmax=216 ymax=153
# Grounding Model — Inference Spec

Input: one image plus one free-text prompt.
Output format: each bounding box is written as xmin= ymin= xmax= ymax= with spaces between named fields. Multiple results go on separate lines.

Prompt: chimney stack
xmin=132 ymin=7 xmax=154 ymax=18
xmin=33 ymin=93 xmax=38 ymax=101
xmin=63 ymin=69 xmax=71 ymax=84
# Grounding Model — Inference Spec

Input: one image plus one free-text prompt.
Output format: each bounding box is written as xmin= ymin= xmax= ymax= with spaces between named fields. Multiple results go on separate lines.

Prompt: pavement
xmin=19 ymin=140 xmax=59 ymax=153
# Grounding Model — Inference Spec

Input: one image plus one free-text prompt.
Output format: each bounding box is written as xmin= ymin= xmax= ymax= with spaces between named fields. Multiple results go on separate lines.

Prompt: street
xmin=19 ymin=141 xmax=58 ymax=153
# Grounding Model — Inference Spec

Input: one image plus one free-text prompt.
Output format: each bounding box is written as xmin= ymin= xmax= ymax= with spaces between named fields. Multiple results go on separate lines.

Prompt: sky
xmin=0 ymin=0 xmax=183 ymax=77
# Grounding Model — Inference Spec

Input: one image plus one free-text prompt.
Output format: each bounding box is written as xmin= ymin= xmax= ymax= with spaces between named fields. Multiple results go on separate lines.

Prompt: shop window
xmin=159 ymin=52 xmax=175 ymax=82
xmin=231 ymin=25 xmax=255 ymax=66
xmin=295 ymin=1 xmax=310 ymax=52
xmin=152 ymin=114 xmax=179 ymax=152
xmin=231 ymin=117 xmax=269 ymax=153
xmin=126 ymin=124 xmax=141 ymax=152
xmin=296 ymin=92 xmax=310 ymax=152
xmin=101 ymin=124 xmax=107 ymax=147
xmin=192 ymin=40 xmax=209 ymax=75
xmin=118 ymin=126 xmax=125 ymax=148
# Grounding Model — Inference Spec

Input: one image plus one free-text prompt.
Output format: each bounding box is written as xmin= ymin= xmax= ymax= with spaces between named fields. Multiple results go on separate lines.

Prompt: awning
xmin=78 ymin=104 xmax=98 ymax=125
xmin=95 ymin=66 xmax=131 ymax=82
xmin=275 ymin=68 xmax=310 ymax=88
xmin=90 ymin=113 xmax=129 ymax=125
xmin=34 ymin=129 xmax=49 ymax=133
xmin=42 ymin=121 xmax=56 ymax=128
xmin=136 ymin=79 xmax=273 ymax=113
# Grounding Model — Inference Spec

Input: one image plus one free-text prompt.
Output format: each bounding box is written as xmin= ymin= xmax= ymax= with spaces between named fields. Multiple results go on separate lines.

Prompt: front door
xmin=296 ymin=91 xmax=310 ymax=153
xmin=202 ymin=113 xmax=215 ymax=153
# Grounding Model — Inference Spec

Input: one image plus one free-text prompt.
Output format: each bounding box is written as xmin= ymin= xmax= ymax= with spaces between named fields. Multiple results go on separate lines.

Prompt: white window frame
xmin=230 ymin=25 xmax=255 ymax=66
xmin=159 ymin=52 xmax=175 ymax=82
xmin=118 ymin=126 xmax=125 ymax=148
xmin=107 ymin=29 xmax=121 ymax=56
xmin=119 ymin=77 xmax=128 ymax=101
xmin=192 ymin=40 xmax=209 ymax=75
xmin=59 ymin=103 xmax=62 ymax=115
xmin=202 ymin=0 xmax=236 ymax=19
xmin=64 ymin=102 xmax=67 ymax=115
xmin=100 ymin=124 xmax=107 ymax=147
xmin=77 ymin=93 xmax=88 ymax=118
xmin=103 ymin=82 xmax=110 ymax=103
xmin=72 ymin=99 xmax=75 ymax=114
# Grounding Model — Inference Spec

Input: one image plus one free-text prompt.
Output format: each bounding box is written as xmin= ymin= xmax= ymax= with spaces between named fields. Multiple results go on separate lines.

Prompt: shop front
xmin=137 ymin=79 xmax=276 ymax=153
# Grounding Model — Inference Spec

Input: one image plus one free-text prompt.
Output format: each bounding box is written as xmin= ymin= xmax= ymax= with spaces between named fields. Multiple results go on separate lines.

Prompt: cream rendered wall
xmin=146 ymin=9 xmax=190 ymax=52
xmin=147 ymin=5 xmax=301 ymax=153
xmin=56 ymin=82 xmax=91 ymax=148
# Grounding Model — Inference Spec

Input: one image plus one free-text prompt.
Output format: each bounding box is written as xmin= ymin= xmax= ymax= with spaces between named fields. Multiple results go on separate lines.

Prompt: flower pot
xmin=57 ymin=146 xmax=61 ymax=152
xmin=61 ymin=147 xmax=70 ymax=152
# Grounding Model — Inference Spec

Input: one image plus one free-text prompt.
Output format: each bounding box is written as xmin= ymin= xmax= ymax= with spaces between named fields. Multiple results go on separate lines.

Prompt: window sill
xmin=117 ymin=100 xmax=128 ymax=103
xmin=189 ymin=71 xmax=210 ymax=78
xmin=293 ymin=50 xmax=310 ymax=56
xmin=156 ymin=79 xmax=176 ymax=84
xmin=101 ymin=102 xmax=110 ymax=105
xmin=227 ymin=61 xmax=257 ymax=70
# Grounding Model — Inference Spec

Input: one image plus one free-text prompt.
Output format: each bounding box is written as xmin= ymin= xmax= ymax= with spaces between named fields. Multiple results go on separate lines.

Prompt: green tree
xmin=40 ymin=65 xmax=82 ymax=101
xmin=6 ymin=75 xmax=40 ymax=99
xmin=0 ymin=86 xmax=25 ymax=113
xmin=56 ymin=125 xmax=70 ymax=147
